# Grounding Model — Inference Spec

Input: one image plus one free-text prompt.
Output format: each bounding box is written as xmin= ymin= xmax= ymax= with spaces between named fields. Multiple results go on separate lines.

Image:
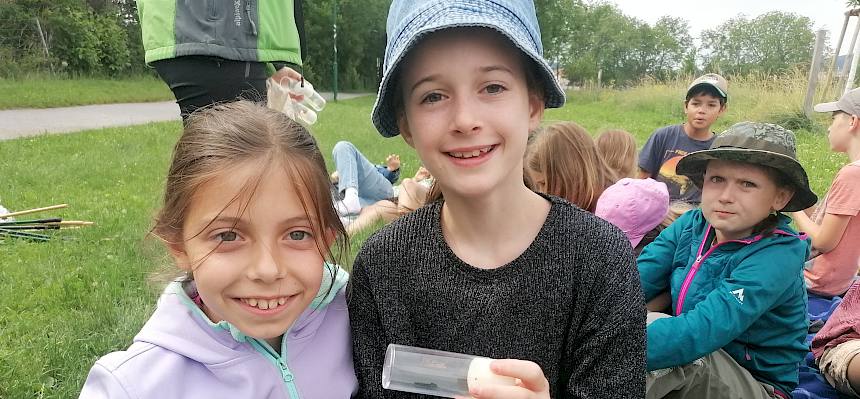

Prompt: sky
xmin=610 ymin=0 xmax=857 ymax=54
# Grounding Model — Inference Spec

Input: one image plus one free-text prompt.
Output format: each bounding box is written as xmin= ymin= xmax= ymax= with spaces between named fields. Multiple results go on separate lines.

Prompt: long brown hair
xmin=526 ymin=122 xmax=618 ymax=212
xmin=596 ymin=129 xmax=638 ymax=179
xmin=151 ymin=100 xmax=347 ymax=282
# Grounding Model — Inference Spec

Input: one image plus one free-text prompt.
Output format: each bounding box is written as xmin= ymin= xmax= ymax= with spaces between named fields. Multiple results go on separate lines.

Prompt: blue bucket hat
xmin=371 ymin=0 xmax=567 ymax=138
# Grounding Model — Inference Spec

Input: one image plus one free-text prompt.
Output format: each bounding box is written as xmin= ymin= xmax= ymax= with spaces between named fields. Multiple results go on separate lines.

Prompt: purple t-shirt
xmin=638 ymin=124 xmax=715 ymax=204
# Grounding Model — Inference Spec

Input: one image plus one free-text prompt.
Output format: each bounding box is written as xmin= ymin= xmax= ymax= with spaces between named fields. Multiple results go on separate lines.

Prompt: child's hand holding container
xmin=382 ymin=344 xmax=550 ymax=398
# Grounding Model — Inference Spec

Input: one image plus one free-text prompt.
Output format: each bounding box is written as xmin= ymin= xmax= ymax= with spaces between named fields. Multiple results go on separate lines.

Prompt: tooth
xmin=481 ymin=147 xmax=490 ymax=153
xmin=472 ymin=150 xmax=481 ymax=157
xmin=278 ymin=297 xmax=286 ymax=305
xmin=268 ymin=299 xmax=278 ymax=308
xmin=258 ymin=300 xmax=269 ymax=310
xmin=452 ymin=152 xmax=462 ymax=158
xmin=247 ymin=298 xmax=258 ymax=306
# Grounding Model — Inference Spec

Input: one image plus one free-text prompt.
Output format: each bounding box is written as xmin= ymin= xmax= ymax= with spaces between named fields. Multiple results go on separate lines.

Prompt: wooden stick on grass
xmin=0 ymin=204 xmax=68 ymax=219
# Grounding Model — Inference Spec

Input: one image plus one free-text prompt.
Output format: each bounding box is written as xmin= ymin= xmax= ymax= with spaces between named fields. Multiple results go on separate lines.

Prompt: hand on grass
xmin=466 ymin=359 xmax=550 ymax=399
xmin=386 ymin=154 xmax=401 ymax=172
xmin=414 ymin=166 xmax=431 ymax=181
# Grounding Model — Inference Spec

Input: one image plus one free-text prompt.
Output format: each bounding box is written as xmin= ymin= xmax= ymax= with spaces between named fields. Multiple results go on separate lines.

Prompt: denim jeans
xmin=332 ymin=141 xmax=395 ymax=207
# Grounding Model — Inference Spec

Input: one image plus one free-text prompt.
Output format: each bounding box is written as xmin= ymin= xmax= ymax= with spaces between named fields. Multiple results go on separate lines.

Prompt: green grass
xmin=0 ymin=84 xmax=847 ymax=398
xmin=0 ymin=76 xmax=173 ymax=110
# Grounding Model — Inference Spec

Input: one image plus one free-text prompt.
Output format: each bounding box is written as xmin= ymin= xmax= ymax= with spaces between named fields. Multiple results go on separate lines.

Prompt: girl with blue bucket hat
xmin=347 ymin=1 xmax=646 ymax=398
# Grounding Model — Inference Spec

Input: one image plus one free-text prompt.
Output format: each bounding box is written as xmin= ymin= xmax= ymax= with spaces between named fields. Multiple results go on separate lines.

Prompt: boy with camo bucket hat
xmin=349 ymin=0 xmax=646 ymax=397
xmin=638 ymin=122 xmax=815 ymax=398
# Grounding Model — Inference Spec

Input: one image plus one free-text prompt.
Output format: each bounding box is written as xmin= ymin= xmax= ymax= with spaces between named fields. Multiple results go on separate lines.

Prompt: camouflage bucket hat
xmin=676 ymin=121 xmax=817 ymax=212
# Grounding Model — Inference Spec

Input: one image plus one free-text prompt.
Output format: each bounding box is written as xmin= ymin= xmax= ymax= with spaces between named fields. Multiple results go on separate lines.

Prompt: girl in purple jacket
xmin=80 ymin=101 xmax=357 ymax=398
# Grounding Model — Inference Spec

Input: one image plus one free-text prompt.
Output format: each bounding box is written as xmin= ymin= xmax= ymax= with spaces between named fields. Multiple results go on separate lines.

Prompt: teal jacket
xmin=135 ymin=0 xmax=302 ymax=65
xmin=638 ymin=209 xmax=809 ymax=395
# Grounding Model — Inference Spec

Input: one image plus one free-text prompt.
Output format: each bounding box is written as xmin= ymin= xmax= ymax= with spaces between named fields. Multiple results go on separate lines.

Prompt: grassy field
xmin=0 ymin=82 xmax=847 ymax=398
xmin=0 ymin=75 xmax=173 ymax=110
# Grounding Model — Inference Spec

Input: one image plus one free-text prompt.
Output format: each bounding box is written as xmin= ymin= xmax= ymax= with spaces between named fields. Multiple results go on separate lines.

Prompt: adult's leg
xmin=152 ymin=56 xmax=268 ymax=122
xmin=332 ymin=141 xmax=394 ymax=208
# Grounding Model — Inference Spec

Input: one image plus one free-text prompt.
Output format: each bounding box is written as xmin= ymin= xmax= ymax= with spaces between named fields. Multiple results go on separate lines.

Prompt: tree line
xmin=0 ymin=0 xmax=819 ymax=89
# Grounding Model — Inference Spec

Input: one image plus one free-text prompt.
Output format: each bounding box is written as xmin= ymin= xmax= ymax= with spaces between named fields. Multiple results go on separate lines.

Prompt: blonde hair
xmin=526 ymin=122 xmax=618 ymax=212
xmin=596 ymin=129 xmax=638 ymax=179
xmin=151 ymin=101 xmax=347 ymax=280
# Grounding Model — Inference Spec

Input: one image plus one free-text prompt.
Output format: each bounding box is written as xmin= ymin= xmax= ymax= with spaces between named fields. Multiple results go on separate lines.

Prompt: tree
xmin=700 ymin=11 xmax=814 ymax=75
xmin=303 ymin=0 xmax=388 ymax=91
xmin=560 ymin=2 xmax=691 ymax=86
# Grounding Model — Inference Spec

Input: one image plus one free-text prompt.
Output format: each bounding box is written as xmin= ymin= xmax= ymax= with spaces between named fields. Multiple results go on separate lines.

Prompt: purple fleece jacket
xmin=79 ymin=265 xmax=356 ymax=398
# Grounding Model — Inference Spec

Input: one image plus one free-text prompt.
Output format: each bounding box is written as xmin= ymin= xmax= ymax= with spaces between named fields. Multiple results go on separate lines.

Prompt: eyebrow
xmin=195 ymin=215 xmax=311 ymax=229
xmin=408 ymin=64 xmax=515 ymax=94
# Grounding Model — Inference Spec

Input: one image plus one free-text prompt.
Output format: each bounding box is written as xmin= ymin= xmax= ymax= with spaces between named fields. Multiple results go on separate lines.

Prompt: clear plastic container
xmin=382 ymin=344 xmax=517 ymax=398
xmin=266 ymin=77 xmax=319 ymax=126
xmin=288 ymin=79 xmax=327 ymax=112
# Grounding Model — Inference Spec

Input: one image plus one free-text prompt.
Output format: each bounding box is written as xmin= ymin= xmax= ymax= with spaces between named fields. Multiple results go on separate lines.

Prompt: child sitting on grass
xmin=812 ymin=280 xmax=860 ymax=397
xmin=638 ymin=74 xmax=728 ymax=204
xmin=348 ymin=0 xmax=646 ymax=397
xmin=792 ymin=88 xmax=860 ymax=298
xmin=597 ymin=129 xmax=638 ymax=179
xmin=638 ymin=122 xmax=818 ymax=398
xmin=526 ymin=121 xmax=618 ymax=212
xmin=80 ymin=101 xmax=357 ymax=398
xmin=595 ymin=178 xmax=670 ymax=257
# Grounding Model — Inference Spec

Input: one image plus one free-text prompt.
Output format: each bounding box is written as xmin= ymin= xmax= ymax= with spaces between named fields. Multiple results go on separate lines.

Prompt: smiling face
xmin=170 ymin=159 xmax=328 ymax=348
xmin=396 ymin=28 xmax=544 ymax=200
xmin=699 ymin=159 xmax=793 ymax=243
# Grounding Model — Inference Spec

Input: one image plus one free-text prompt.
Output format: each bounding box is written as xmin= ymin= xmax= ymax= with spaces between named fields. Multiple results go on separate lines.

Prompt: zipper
xmin=248 ymin=335 xmax=301 ymax=398
xmin=674 ymin=226 xmax=764 ymax=315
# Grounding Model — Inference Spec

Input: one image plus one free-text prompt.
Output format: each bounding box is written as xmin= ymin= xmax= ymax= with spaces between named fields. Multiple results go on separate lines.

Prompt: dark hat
xmin=676 ymin=121 xmax=817 ymax=212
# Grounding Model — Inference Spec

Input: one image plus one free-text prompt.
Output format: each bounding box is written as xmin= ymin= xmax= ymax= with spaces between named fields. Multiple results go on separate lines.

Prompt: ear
xmin=166 ymin=240 xmax=193 ymax=272
xmin=528 ymin=92 xmax=545 ymax=132
xmin=772 ymin=186 xmax=795 ymax=212
xmin=396 ymin=113 xmax=416 ymax=148
xmin=718 ymin=103 xmax=728 ymax=115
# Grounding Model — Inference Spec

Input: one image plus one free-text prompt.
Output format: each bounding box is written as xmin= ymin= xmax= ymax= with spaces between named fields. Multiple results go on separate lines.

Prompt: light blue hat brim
xmin=371 ymin=0 xmax=566 ymax=138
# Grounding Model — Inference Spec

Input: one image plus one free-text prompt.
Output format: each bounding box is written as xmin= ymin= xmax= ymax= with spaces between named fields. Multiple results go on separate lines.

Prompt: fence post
xmin=34 ymin=17 xmax=54 ymax=73
xmin=805 ymin=30 xmax=827 ymax=118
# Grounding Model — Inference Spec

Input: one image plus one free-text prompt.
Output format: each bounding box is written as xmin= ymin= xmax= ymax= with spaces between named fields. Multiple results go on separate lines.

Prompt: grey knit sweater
xmin=347 ymin=195 xmax=646 ymax=398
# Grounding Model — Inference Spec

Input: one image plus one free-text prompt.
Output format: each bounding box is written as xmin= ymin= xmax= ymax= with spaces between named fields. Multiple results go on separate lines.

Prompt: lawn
xmin=0 ymin=75 xmax=173 ymax=110
xmin=0 ymin=85 xmax=847 ymax=398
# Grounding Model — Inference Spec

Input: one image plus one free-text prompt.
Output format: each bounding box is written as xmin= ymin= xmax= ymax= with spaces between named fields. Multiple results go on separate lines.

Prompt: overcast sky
xmin=609 ymin=0 xmax=857 ymax=54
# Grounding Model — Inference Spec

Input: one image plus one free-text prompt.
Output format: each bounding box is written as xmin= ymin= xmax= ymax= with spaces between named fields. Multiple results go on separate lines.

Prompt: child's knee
xmin=332 ymin=141 xmax=355 ymax=157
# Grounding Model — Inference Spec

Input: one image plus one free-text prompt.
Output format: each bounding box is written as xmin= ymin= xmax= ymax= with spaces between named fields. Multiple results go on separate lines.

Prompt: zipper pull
xmin=280 ymin=362 xmax=294 ymax=382
xmin=744 ymin=347 xmax=751 ymax=361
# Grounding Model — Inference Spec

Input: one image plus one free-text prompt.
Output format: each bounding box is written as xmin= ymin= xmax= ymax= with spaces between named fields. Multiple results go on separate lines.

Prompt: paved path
xmin=0 ymin=92 xmax=369 ymax=140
